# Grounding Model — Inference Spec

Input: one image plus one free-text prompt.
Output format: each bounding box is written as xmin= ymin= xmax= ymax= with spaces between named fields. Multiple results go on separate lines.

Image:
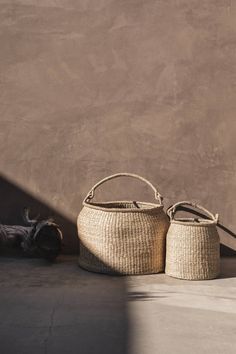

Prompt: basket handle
xmin=84 ymin=173 xmax=163 ymax=205
xmin=167 ymin=201 xmax=219 ymax=223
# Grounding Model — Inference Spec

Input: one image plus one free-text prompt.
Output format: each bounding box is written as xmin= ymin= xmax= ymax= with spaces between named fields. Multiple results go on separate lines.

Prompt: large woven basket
xmin=77 ymin=173 xmax=169 ymax=275
xmin=165 ymin=201 xmax=220 ymax=280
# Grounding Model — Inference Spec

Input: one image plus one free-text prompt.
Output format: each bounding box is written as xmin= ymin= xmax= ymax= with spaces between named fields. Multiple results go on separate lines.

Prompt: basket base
xmin=78 ymin=258 xmax=164 ymax=276
xmin=165 ymin=271 xmax=220 ymax=281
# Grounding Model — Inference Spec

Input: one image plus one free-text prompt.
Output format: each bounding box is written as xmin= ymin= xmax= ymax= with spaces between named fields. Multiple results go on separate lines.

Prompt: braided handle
xmin=84 ymin=173 xmax=163 ymax=205
xmin=167 ymin=201 xmax=219 ymax=223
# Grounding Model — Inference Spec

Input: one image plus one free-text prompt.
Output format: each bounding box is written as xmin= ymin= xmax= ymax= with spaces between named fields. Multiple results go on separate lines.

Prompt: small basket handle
xmin=167 ymin=201 xmax=219 ymax=223
xmin=84 ymin=173 xmax=163 ymax=205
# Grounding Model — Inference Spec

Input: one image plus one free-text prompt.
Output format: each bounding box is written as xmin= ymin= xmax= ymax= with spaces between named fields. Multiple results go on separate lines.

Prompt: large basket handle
xmin=167 ymin=201 xmax=219 ymax=223
xmin=84 ymin=173 xmax=163 ymax=205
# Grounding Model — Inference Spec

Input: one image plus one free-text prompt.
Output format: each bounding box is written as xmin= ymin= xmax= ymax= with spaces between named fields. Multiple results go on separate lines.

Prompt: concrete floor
xmin=0 ymin=257 xmax=236 ymax=354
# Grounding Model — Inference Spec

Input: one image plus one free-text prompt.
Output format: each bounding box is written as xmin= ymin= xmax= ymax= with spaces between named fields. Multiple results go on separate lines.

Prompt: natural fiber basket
xmin=77 ymin=173 xmax=169 ymax=275
xmin=165 ymin=201 xmax=220 ymax=280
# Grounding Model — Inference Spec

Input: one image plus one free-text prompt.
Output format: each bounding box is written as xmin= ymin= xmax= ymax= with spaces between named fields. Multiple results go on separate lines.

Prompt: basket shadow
xmin=128 ymin=291 xmax=167 ymax=301
xmin=219 ymin=258 xmax=236 ymax=279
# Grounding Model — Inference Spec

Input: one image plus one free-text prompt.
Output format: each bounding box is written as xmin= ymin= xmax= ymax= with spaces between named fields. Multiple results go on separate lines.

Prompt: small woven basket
xmin=77 ymin=173 xmax=169 ymax=275
xmin=165 ymin=201 xmax=220 ymax=280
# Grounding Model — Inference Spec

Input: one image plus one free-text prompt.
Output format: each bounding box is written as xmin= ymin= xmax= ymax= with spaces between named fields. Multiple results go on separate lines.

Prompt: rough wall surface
xmin=0 ymin=0 xmax=235 ymax=253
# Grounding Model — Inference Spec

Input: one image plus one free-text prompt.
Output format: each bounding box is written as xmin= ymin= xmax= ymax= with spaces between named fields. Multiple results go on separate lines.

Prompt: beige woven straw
xmin=165 ymin=201 xmax=220 ymax=280
xmin=77 ymin=173 xmax=169 ymax=275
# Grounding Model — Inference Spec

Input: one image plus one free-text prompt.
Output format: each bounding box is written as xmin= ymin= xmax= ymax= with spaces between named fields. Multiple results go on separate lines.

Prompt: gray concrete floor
xmin=0 ymin=256 xmax=236 ymax=354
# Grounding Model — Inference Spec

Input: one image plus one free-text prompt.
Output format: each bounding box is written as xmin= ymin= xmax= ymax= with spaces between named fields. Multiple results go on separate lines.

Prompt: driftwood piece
xmin=0 ymin=209 xmax=62 ymax=260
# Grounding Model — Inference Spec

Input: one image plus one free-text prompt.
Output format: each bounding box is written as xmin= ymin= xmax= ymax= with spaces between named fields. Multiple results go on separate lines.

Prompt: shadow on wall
xmin=0 ymin=174 xmax=78 ymax=254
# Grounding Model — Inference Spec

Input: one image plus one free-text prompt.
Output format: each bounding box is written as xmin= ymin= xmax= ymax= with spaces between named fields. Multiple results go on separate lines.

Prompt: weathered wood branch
xmin=0 ymin=209 xmax=62 ymax=260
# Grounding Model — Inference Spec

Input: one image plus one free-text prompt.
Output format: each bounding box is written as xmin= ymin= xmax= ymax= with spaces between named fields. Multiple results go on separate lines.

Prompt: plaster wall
xmin=0 ymin=0 xmax=235 ymax=253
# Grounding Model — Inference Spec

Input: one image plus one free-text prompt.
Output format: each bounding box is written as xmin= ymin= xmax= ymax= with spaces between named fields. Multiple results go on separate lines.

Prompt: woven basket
xmin=77 ymin=173 xmax=169 ymax=275
xmin=165 ymin=201 xmax=220 ymax=280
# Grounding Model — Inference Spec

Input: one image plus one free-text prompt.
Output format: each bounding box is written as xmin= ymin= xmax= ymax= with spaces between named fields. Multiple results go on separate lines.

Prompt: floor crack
xmin=44 ymin=305 xmax=56 ymax=354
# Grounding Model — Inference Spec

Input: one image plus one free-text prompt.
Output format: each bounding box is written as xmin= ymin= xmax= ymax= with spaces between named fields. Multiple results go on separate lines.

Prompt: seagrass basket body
xmin=165 ymin=202 xmax=220 ymax=280
xmin=77 ymin=173 xmax=169 ymax=275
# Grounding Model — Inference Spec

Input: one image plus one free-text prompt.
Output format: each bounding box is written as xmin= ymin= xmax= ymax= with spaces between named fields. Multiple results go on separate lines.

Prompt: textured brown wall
xmin=0 ymin=0 xmax=236 ymax=253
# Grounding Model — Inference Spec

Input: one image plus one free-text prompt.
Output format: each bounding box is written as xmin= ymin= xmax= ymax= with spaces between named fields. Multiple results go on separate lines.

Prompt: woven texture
xmin=165 ymin=201 xmax=220 ymax=280
xmin=77 ymin=173 xmax=169 ymax=275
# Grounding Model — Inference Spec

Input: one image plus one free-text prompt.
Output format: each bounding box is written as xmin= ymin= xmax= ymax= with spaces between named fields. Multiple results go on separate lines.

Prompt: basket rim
xmin=82 ymin=200 xmax=163 ymax=212
xmin=170 ymin=217 xmax=217 ymax=226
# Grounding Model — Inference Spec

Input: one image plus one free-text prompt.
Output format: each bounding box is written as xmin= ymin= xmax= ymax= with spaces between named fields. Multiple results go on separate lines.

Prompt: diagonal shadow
xmin=0 ymin=174 xmax=78 ymax=254
xmin=0 ymin=256 xmax=130 ymax=354
xmin=0 ymin=174 xmax=130 ymax=354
